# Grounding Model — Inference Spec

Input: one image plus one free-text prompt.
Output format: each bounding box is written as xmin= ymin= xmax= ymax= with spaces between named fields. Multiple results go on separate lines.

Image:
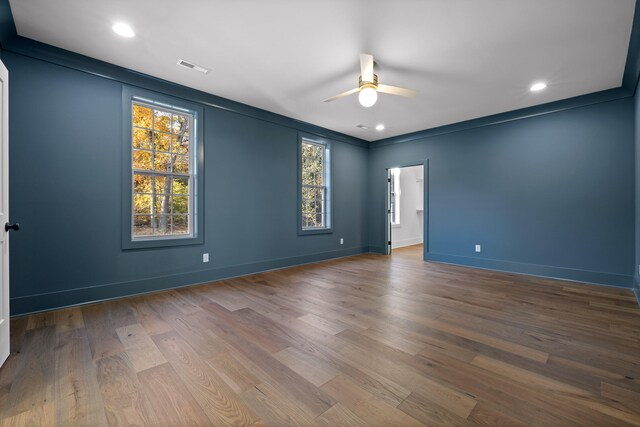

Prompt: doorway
xmin=386 ymin=164 xmax=425 ymax=254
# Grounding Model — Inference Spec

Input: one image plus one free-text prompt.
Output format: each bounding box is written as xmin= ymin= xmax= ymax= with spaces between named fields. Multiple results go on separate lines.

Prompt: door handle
xmin=4 ymin=223 xmax=19 ymax=232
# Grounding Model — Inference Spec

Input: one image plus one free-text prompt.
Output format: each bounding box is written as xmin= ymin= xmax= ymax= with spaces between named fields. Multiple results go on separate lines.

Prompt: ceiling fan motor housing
xmin=359 ymin=74 xmax=378 ymax=90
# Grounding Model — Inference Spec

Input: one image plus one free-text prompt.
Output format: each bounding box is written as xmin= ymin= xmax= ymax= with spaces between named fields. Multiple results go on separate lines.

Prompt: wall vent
xmin=177 ymin=59 xmax=209 ymax=74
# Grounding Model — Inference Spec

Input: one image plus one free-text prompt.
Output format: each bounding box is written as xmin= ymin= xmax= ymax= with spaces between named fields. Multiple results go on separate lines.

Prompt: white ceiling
xmin=9 ymin=0 xmax=636 ymax=141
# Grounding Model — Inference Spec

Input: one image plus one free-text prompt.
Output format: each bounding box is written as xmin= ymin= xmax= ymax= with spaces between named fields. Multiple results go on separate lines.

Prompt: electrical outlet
xmin=340 ymin=238 xmax=344 ymax=245
xmin=475 ymin=245 xmax=481 ymax=253
xmin=203 ymin=253 xmax=209 ymax=263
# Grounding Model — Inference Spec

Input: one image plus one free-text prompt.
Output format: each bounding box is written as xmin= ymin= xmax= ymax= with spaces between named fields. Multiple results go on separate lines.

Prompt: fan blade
xmin=377 ymin=84 xmax=417 ymax=97
xmin=360 ymin=54 xmax=374 ymax=83
xmin=323 ymin=87 xmax=359 ymax=103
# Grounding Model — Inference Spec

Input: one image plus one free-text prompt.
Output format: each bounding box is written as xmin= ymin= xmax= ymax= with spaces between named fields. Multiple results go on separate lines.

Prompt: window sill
xmin=298 ymin=227 xmax=333 ymax=236
xmin=122 ymin=234 xmax=203 ymax=250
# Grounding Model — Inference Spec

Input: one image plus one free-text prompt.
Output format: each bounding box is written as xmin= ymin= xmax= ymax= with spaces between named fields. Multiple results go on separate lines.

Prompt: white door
xmin=0 ymin=59 xmax=9 ymax=367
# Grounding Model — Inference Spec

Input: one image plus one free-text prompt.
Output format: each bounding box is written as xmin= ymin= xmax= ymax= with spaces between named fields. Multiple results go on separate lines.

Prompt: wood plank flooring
xmin=1 ymin=244 xmax=640 ymax=426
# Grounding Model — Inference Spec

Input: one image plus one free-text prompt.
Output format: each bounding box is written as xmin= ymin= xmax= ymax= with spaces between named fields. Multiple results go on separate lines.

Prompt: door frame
xmin=385 ymin=160 xmax=428 ymax=257
xmin=0 ymin=59 xmax=9 ymax=367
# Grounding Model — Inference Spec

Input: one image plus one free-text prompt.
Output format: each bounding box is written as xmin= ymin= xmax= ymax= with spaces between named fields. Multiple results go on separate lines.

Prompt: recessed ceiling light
xmin=530 ymin=82 xmax=547 ymax=92
xmin=375 ymin=124 xmax=385 ymax=131
xmin=112 ymin=22 xmax=135 ymax=38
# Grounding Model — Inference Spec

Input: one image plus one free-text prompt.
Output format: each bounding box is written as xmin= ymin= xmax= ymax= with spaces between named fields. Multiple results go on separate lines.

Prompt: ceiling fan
xmin=324 ymin=54 xmax=417 ymax=107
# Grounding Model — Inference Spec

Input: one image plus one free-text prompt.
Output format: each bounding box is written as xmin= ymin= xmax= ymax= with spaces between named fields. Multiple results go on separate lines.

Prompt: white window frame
xmin=298 ymin=134 xmax=332 ymax=235
xmin=131 ymin=100 xmax=196 ymax=240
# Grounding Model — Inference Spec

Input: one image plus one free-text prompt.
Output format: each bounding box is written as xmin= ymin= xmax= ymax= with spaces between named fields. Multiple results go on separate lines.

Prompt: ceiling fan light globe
xmin=358 ymin=87 xmax=378 ymax=107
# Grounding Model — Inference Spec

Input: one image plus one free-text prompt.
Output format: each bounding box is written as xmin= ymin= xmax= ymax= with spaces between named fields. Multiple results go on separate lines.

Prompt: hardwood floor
xmin=1 ymin=244 xmax=640 ymax=426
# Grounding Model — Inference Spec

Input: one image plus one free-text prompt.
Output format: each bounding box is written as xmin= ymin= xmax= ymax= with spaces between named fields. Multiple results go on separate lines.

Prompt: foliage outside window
xmin=301 ymin=139 xmax=330 ymax=230
xmin=131 ymin=101 xmax=194 ymax=238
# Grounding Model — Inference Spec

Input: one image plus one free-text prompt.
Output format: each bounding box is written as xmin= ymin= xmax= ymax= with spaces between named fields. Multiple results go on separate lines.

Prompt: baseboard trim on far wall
xmin=10 ymin=246 xmax=368 ymax=316
xmin=425 ymin=252 xmax=634 ymax=289
xmin=391 ymin=237 xmax=424 ymax=249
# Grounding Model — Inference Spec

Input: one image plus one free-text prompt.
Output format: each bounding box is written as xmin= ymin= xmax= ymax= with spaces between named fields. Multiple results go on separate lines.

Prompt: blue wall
xmin=369 ymin=99 xmax=636 ymax=287
xmin=5 ymin=51 xmax=369 ymax=314
xmin=4 ymin=43 xmax=639 ymax=315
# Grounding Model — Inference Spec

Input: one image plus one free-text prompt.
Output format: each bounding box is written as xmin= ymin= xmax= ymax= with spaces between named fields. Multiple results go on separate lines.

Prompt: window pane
xmin=133 ymin=105 xmax=152 ymax=128
xmin=154 ymin=175 xmax=170 ymax=195
xmin=155 ymin=215 xmax=172 ymax=235
xmin=154 ymin=110 xmax=172 ymax=132
xmin=172 ymin=177 xmax=189 ymax=195
xmin=172 ymin=114 xmax=189 ymax=134
xmin=307 ymin=171 xmax=322 ymax=186
xmin=133 ymin=150 xmax=152 ymax=170
xmin=172 ymin=215 xmax=189 ymax=234
xmin=154 ymin=194 xmax=171 ymax=216
xmin=133 ymin=173 xmax=152 ymax=194
xmin=302 ymin=171 xmax=323 ymax=186
xmin=171 ymin=135 xmax=189 ymax=154
xmin=302 ymin=187 xmax=316 ymax=201
xmin=133 ymin=194 xmax=152 ymax=215
xmin=302 ymin=212 xmax=313 ymax=228
xmin=302 ymin=153 xmax=321 ymax=168
xmin=133 ymin=128 xmax=152 ymax=149
xmin=133 ymin=215 xmax=153 ymax=236
xmin=301 ymin=191 xmax=324 ymax=228
xmin=173 ymin=156 xmax=189 ymax=174
xmin=302 ymin=199 xmax=312 ymax=215
xmin=302 ymin=142 xmax=322 ymax=159
xmin=301 ymin=142 xmax=324 ymax=191
xmin=154 ymin=132 xmax=171 ymax=152
xmin=154 ymin=153 xmax=172 ymax=172
xmin=172 ymin=195 xmax=189 ymax=215
xmin=306 ymin=214 xmax=323 ymax=228
xmin=303 ymin=186 xmax=323 ymax=201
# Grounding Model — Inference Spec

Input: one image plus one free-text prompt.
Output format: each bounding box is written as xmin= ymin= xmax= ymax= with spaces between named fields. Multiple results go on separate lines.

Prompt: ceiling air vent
xmin=356 ymin=124 xmax=369 ymax=130
xmin=177 ymin=59 xmax=209 ymax=74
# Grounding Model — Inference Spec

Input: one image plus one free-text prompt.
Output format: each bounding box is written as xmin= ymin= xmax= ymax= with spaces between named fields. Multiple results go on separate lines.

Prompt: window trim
xmin=122 ymin=86 xmax=204 ymax=250
xmin=297 ymin=132 xmax=333 ymax=235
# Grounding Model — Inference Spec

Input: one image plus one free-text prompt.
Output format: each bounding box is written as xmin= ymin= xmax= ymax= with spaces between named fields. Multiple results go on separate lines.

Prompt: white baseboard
xmin=392 ymin=236 xmax=423 ymax=249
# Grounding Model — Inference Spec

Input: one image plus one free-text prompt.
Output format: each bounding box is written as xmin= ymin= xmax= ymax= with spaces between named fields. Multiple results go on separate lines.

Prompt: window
xmin=131 ymin=101 xmax=193 ymax=238
xmin=390 ymin=168 xmax=401 ymax=226
xmin=122 ymin=87 xmax=203 ymax=249
xmin=298 ymin=135 xmax=332 ymax=234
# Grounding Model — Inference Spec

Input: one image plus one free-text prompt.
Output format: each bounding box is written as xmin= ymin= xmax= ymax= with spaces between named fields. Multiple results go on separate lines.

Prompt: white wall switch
xmin=340 ymin=238 xmax=344 ymax=245
xmin=475 ymin=245 xmax=481 ymax=253
xmin=203 ymin=253 xmax=209 ymax=263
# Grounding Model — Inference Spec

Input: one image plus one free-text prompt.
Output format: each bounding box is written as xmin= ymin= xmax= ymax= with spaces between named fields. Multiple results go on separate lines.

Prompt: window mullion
xmin=151 ymin=174 xmax=157 ymax=234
